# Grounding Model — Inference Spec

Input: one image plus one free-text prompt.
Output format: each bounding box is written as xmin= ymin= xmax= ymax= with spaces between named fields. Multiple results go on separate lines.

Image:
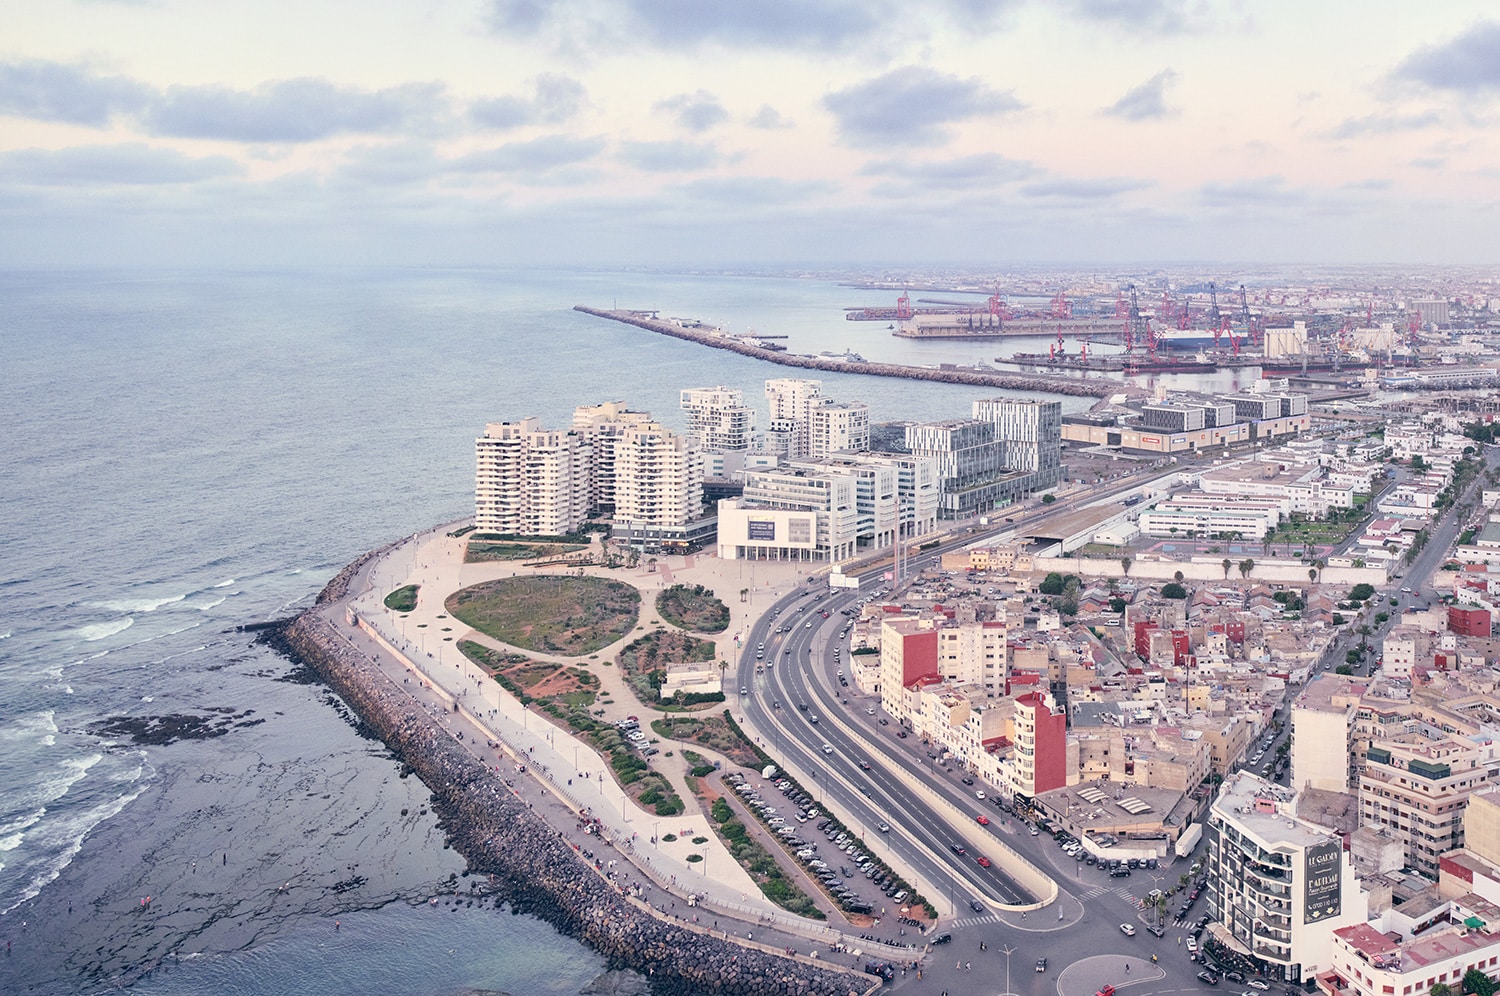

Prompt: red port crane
xmin=895 ymin=291 xmax=913 ymax=321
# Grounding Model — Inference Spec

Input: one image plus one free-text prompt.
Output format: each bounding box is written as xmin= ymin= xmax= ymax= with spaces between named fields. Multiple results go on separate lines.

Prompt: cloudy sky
xmin=4 ymin=0 xmax=1499 ymax=266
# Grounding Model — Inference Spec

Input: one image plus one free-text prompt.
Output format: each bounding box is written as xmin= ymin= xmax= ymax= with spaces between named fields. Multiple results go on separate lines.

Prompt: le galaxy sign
xmin=1303 ymin=839 xmax=1343 ymax=922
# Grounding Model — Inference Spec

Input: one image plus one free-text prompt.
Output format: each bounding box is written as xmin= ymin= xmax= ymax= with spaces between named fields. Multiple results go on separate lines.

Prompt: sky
xmin=3 ymin=0 xmax=1499 ymax=267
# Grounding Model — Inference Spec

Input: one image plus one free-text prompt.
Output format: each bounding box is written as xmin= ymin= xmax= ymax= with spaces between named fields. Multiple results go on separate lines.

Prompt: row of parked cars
xmin=615 ymin=717 xmax=658 ymax=756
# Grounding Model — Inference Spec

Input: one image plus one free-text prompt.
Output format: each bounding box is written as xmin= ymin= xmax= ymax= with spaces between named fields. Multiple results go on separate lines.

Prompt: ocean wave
xmin=197 ymin=596 xmax=227 ymax=611
xmin=0 ymin=631 xmax=10 ymax=639
xmin=96 ymin=593 xmax=187 ymax=614
xmin=76 ymin=617 xmax=134 ymax=642
xmin=213 ymin=578 xmax=236 ymax=588
xmin=0 ymin=807 xmax=47 ymax=849
xmin=0 ymin=709 xmax=58 ymax=745
xmin=1 ymin=779 xmax=148 ymax=915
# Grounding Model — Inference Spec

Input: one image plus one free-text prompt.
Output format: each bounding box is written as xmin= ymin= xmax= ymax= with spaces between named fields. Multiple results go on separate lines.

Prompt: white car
xmin=1119 ymin=923 xmax=1136 ymax=936
xmin=822 ymin=744 xmax=834 ymax=755
xmin=1246 ymin=983 xmax=1270 ymax=991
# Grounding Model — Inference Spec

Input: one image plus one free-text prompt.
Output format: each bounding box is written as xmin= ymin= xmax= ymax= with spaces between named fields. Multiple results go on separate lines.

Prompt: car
xmin=975 ymin=790 xmax=986 ymax=800
xmin=897 ymin=730 xmax=907 ymax=738
xmin=1147 ymin=924 xmax=1165 ymax=937
xmin=1400 ymin=586 xmax=1412 ymax=593
xmin=1119 ymin=923 xmax=1136 ymax=936
xmin=1246 ymin=983 xmax=1270 ymax=991
xmin=877 ymin=822 xmax=890 ymax=833
xmin=822 ymin=744 xmax=833 ymax=754
xmin=1186 ymin=937 xmax=1199 ymax=954
xmin=809 ymin=715 xmax=819 ymax=724
xmin=976 ymin=856 xmax=990 ymax=867
xmin=740 ymin=686 xmax=748 ymax=694
xmin=1110 ymin=868 xmax=1131 ymax=878
xmin=970 ymin=900 xmax=985 ymax=913
xmin=932 ymin=933 xmax=953 ymax=945
xmin=976 ymin=815 xmax=990 ymax=825
xmin=1197 ymin=971 xmax=1220 ymax=986
xmin=961 ymin=777 xmax=975 ymax=786
xmin=1225 ymin=971 xmax=1246 ymax=985
xmin=1036 ymin=958 xmax=1047 ymax=973
xmin=951 ymin=844 xmax=966 ymax=855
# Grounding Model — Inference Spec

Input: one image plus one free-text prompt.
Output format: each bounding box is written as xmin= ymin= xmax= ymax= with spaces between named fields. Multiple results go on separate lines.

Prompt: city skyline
xmin=4 ymin=1 xmax=1499 ymax=266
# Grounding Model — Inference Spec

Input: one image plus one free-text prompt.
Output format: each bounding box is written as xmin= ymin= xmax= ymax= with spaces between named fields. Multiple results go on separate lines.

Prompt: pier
xmin=576 ymin=306 xmax=1121 ymax=399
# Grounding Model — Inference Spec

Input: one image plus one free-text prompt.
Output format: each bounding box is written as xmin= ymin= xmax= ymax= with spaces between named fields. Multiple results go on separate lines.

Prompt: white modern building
xmin=1206 ymin=773 xmax=1370 ymax=985
xmin=808 ymin=399 xmax=870 ymax=458
xmin=474 ymin=418 xmax=592 ymax=535
xmin=680 ymin=386 xmax=757 ymax=453
xmin=609 ymin=422 xmax=713 ymax=552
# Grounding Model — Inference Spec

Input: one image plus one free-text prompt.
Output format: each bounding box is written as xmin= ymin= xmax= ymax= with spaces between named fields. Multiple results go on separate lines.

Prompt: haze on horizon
xmin=3 ymin=0 xmax=1499 ymax=268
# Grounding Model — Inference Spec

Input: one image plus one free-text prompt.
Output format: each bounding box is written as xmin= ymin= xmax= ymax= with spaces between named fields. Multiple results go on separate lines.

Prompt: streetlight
xmin=1000 ymin=944 xmax=1016 ymax=996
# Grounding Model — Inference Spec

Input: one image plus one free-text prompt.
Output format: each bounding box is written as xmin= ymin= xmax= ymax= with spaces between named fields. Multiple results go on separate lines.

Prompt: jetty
xmin=576 ymin=306 xmax=1121 ymax=399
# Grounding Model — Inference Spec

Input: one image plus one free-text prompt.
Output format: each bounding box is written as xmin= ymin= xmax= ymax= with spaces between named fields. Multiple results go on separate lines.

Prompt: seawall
xmin=575 ymin=306 xmax=1120 ymax=399
xmin=278 ymin=602 xmax=875 ymax=996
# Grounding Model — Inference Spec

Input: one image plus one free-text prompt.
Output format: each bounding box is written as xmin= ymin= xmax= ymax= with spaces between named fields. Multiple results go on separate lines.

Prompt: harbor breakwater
xmin=275 ymin=570 xmax=874 ymax=996
xmin=575 ymin=305 xmax=1121 ymax=399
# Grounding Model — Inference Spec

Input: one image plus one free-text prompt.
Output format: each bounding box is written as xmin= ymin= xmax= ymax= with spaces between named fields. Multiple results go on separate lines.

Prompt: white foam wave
xmin=0 ymin=807 xmax=46 ymax=847
xmin=77 ymin=617 xmax=133 ymax=642
xmin=213 ymin=578 xmax=236 ymax=588
xmin=96 ymin=593 xmax=187 ymax=614
xmin=141 ymin=696 xmax=153 ymax=703
xmin=63 ymin=686 xmax=74 ymax=695
xmin=1 ymin=780 xmax=148 ymax=915
xmin=197 ymin=596 xmax=226 ymax=611
xmin=0 ymin=709 xmax=59 ymax=745
xmin=0 ymin=630 xmax=10 ymax=639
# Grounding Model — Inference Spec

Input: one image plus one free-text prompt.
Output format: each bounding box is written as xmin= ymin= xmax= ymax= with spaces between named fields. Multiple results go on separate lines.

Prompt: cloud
xmin=486 ymin=0 xmax=878 ymax=50
xmin=0 ymin=143 xmax=242 ymax=185
xmin=748 ymin=105 xmax=793 ymax=129
xmin=0 ymin=59 xmax=149 ymax=126
xmin=142 ymin=78 xmax=448 ymax=143
xmin=1325 ymin=110 xmax=1441 ymax=139
xmin=1411 ymin=157 xmax=1447 ymax=170
xmin=1199 ymin=175 xmax=1305 ymax=207
xmin=824 ymin=68 xmax=1024 ymax=147
xmin=1393 ymin=21 xmax=1500 ymax=95
xmin=654 ymin=91 xmax=728 ymax=132
xmin=863 ymin=153 xmax=1036 ymax=190
xmin=471 ymin=74 xmax=587 ymax=129
xmin=1067 ymin=0 xmax=1212 ymax=34
xmin=618 ymin=140 xmax=722 ymax=171
xmin=1103 ymin=70 xmax=1178 ymax=121
xmin=451 ymin=134 xmax=605 ymax=172
xmin=1020 ymin=177 xmax=1154 ymax=198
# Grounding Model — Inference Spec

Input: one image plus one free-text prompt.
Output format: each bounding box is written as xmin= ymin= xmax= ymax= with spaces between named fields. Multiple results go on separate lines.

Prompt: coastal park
xmin=351 ymin=524 xmax=863 ymax=934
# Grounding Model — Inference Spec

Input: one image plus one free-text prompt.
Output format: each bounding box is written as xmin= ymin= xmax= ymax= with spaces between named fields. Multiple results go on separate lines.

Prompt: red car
xmin=976 ymin=856 xmax=991 ymax=868
xmin=976 ymin=815 xmax=990 ymax=825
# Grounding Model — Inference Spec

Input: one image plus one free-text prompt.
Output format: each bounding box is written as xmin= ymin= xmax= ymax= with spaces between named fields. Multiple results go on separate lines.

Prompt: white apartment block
xmin=936 ymin=619 xmax=1009 ymax=695
xmin=611 ymin=423 xmax=704 ymax=530
xmin=680 ymin=386 xmax=757 ymax=453
xmin=1291 ymin=678 xmax=1358 ymax=793
xmin=1206 ymin=773 xmax=1370 ymax=985
xmin=572 ymin=401 xmax=657 ymax=515
xmin=475 ymin=419 xmax=592 ymax=536
xmin=808 ymin=399 xmax=870 ymax=458
xmin=764 ymin=378 xmax=823 ymax=458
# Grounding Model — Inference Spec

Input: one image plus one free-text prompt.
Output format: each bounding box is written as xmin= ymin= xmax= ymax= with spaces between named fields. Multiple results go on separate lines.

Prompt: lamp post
xmin=1000 ymin=943 xmax=1016 ymax=996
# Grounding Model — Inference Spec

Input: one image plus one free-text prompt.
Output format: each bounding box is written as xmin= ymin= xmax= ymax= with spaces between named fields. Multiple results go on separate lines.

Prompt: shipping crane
xmin=895 ymin=291 xmax=913 ymax=321
xmin=1050 ymin=291 xmax=1072 ymax=319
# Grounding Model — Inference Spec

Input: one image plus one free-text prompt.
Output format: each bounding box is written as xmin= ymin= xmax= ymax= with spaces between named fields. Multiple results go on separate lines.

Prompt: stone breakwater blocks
xmin=285 ymin=610 xmax=870 ymax=996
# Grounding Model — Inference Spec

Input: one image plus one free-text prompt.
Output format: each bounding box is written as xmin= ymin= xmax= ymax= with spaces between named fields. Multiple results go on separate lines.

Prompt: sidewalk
xmin=344 ymin=530 xmax=919 ymax=963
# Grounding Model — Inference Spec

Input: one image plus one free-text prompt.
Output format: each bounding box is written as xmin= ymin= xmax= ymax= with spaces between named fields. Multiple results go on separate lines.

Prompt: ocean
xmin=0 ymin=265 xmax=1100 ymax=995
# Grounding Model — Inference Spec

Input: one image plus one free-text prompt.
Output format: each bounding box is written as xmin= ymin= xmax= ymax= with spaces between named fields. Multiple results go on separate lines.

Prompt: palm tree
xmin=1238 ymin=558 xmax=1254 ymax=579
xmin=1120 ymin=555 xmax=1132 ymax=577
xmin=1309 ymin=567 xmax=1318 ymax=585
xmin=1262 ymin=527 xmax=1274 ymax=557
xmin=1222 ymin=558 xmax=1233 ymax=579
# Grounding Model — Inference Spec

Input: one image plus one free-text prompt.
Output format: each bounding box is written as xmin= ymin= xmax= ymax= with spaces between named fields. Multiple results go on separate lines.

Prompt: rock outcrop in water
xmin=278 ymin=604 xmax=873 ymax=996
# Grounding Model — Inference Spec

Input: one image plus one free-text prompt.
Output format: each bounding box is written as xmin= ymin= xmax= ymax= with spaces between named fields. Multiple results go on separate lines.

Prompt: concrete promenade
xmin=338 ymin=525 xmax=924 ymax=967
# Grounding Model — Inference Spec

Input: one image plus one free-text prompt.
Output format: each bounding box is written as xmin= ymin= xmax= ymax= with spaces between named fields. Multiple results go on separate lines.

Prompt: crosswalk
xmin=950 ymin=913 xmax=1003 ymax=929
xmin=1079 ymin=884 xmax=1141 ymax=903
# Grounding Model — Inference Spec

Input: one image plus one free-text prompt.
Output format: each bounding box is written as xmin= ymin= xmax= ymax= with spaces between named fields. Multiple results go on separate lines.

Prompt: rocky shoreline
xmin=276 ymin=585 xmax=874 ymax=996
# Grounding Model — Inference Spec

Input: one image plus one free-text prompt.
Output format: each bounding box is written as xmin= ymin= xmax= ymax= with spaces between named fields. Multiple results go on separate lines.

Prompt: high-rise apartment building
xmin=972 ymin=398 xmax=1063 ymax=490
xmin=902 ymin=419 xmax=1009 ymax=519
xmin=807 ymin=398 xmax=870 ymax=457
xmin=764 ymin=378 xmax=822 ymax=458
xmin=474 ymin=419 xmax=592 ymax=535
xmin=679 ymin=386 xmax=757 ymax=452
xmin=572 ymin=401 xmax=656 ymax=516
xmin=1206 ymin=773 xmax=1369 ymax=985
xmin=610 ymin=422 xmax=709 ymax=551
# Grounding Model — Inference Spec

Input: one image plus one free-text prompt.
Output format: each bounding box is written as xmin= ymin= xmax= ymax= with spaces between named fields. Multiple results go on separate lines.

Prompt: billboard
xmin=1303 ymin=839 xmax=1342 ymax=922
xmin=747 ymin=518 xmax=776 ymax=541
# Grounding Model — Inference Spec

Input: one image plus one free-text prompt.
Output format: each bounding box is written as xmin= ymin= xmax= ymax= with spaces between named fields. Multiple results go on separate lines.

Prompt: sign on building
xmin=747 ymin=518 xmax=776 ymax=541
xmin=1303 ymin=839 xmax=1342 ymax=922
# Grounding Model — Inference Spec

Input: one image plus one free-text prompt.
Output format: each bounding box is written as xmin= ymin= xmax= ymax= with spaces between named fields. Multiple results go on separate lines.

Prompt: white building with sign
xmin=1206 ymin=772 xmax=1369 ymax=984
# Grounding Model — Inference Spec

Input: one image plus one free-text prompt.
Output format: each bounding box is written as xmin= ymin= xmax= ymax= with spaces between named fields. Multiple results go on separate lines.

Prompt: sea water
xmin=0 ymin=266 xmax=1094 ymax=995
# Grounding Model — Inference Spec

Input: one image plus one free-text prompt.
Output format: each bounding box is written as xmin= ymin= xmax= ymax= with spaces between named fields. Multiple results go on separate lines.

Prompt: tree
xmin=1223 ymin=558 xmax=1233 ymax=579
xmin=1109 ymin=596 xmax=1127 ymax=614
xmin=1039 ymin=572 xmax=1066 ymax=596
xmin=1429 ymin=983 xmax=1453 ymax=996
xmin=1120 ymin=555 xmax=1132 ymax=577
xmin=1041 ymin=493 xmax=1056 ymax=504
xmin=1309 ymin=567 xmax=1318 ymax=585
xmin=1239 ymin=558 xmax=1254 ymax=579
xmin=1162 ymin=582 xmax=1188 ymax=600
xmin=1336 ymin=664 xmax=1353 ymax=675
xmin=1462 ymin=967 xmax=1496 ymax=996
xmin=1174 ymin=570 xmax=1185 ymax=584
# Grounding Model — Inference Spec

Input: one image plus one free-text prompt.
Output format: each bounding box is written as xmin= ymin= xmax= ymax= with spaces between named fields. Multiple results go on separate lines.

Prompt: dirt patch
xmin=446 ymin=575 xmax=639 ymax=656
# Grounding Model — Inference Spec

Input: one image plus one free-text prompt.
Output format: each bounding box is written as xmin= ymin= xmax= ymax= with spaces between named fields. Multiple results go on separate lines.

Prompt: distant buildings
xmin=1063 ymin=381 xmax=1311 ymax=454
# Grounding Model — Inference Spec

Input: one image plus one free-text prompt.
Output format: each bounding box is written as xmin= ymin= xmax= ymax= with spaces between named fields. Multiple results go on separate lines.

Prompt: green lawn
xmin=655 ymin=583 xmax=730 ymax=633
xmin=383 ymin=584 xmax=419 ymax=612
xmin=445 ymin=575 xmax=639 ymax=656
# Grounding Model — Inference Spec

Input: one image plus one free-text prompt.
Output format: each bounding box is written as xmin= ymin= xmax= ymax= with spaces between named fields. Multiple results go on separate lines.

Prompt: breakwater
xmin=575 ymin=306 xmax=1121 ymax=399
xmin=279 ymin=601 xmax=873 ymax=996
